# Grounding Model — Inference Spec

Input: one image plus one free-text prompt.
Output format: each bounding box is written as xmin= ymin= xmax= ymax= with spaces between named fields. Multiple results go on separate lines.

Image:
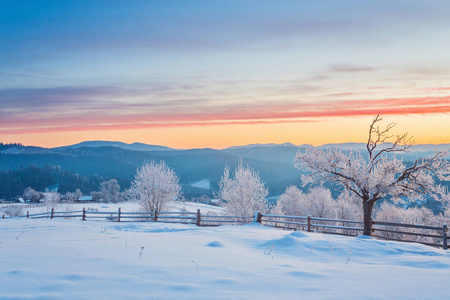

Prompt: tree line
xmin=0 ymin=142 xmax=23 ymax=151
xmin=0 ymin=164 xmax=105 ymax=200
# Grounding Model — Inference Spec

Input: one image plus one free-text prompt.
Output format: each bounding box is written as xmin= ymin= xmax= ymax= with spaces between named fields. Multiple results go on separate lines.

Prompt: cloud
xmin=330 ymin=64 xmax=377 ymax=73
xmin=1 ymin=90 xmax=449 ymax=135
xmin=420 ymin=87 xmax=450 ymax=92
xmin=0 ymin=85 xmax=210 ymax=112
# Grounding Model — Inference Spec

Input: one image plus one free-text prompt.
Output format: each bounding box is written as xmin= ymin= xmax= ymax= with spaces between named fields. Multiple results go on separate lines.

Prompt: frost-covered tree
xmin=126 ymin=161 xmax=181 ymax=212
xmin=64 ymin=189 xmax=82 ymax=203
xmin=23 ymin=187 xmax=41 ymax=202
xmin=90 ymin=191 xmax=103 ymax=202
xmin=295 ymin=114 xmax=450 ymax=236
xmin=306 ymin=186 xmax=334 ymax=218
xmin=218 ymin=162 xmax=269 ymax=217
xmin=43 ymin=191 xmax=60 ymax=212
xmin=100 ymin=179 xmax=121 ymax=203
xmin=62 ymin=189 xmax=82 ymax=212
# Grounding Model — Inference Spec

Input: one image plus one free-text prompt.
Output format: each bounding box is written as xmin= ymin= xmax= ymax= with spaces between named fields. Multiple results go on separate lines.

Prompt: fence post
xmin=196 ymin=209 xmax=201 ymax=226
xmin=51 ymin=208 xmax=54 ymax=219
xmin=443 ymin=223 xmax=448 ymax=250
xmin=82 ymin=207 xmax=86 ymax=221
xmin=307 ymin=215 xmax=311 ymax=232
xmin=27 ymin=211 xmax=29 ymax=219
xmin=253 ymin=211 xmax=262 ymax=223
xmin=155 ymin=210 xmax=158 ymax=222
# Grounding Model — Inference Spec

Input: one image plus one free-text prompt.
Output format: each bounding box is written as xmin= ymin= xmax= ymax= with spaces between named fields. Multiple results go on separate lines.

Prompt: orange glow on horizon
xmin=2 ymin=114 xmax=449 ymax=149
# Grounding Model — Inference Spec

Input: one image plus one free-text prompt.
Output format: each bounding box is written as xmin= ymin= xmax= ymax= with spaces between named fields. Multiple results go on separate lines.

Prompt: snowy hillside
xmin=2 ymin=218 xmax=450 ymax=299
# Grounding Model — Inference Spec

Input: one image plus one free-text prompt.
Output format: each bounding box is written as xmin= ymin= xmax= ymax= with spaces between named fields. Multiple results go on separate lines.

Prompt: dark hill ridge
xmin=55 ymin=140 xmax=174 ymax=152
xmin=0 ymin=141 xmax=448 ymax=200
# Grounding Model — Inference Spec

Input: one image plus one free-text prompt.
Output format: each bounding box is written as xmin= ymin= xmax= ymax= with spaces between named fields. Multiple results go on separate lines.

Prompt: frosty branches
xmin=367 ymin=114 xmax=414 ymax=161
xmin=295 ymin=115 xmax=450 ymax=235
xmin=126 ymin=161 xmax=181 ymax=212
xmin=296 ymin=118 xmax=450 ymax=204
xmin=217 ymin=163 xmax=269 ymax=217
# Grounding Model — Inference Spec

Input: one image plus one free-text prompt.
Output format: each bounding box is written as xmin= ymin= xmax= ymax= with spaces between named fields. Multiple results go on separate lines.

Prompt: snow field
xmin=1 ymin=200 xmax=224 ymax=217
xmin=2 ymin=218 xmax=450 ymax=299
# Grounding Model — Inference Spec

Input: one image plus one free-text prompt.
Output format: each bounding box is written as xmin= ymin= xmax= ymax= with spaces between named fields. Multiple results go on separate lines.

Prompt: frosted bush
xmin=3 ymin=205 xmax=24 ymax=217
xmin=334 ymin=190 xmax=361 ymax=221
xmin=307 ymin=187 xmax=334 ymax=218
xmin=274 ymin=186 xmax=308 ymax=216
xmin=375 ymin=202 xmax=438 ymax=243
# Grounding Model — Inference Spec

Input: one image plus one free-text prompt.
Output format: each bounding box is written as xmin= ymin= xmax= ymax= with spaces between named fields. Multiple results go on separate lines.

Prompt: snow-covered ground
xmin=2 ymin=216 xmax=450 ymax=299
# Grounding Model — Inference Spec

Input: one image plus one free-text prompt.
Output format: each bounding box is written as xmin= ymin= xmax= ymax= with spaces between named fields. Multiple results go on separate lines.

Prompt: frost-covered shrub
xmin=23 ymin=187 xmax=41 ymax=202
xmin=307 ymin=187 xmax=334 ymax=218
xmin=2 ymin=205 xmax=24 ymax=217
xmin=438 ymin=188 xmax=450 ymax=224
xmin=100 ymin=179 xmax=121 ymax=203
xmin=375 ymin=202 xmax=405 ymax=224
xmin=274 ymin=186 xmax=308 ymax=216
xmin=375 ymin=202 xmax=438 ymax=243
xmin=62 ymin=189 xmax=81 ymax=214
xmin=275 ymin=186 xmax=342 ymax=231
xmin=276 ymin=186 xmax=359 ymax=220
xmin=334 ymin=190 xmax=362 ymax=221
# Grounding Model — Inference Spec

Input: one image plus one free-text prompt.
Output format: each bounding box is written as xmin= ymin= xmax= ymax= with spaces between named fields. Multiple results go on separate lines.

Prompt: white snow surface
xmin=2 ymin=217 xmax=450 ymax=299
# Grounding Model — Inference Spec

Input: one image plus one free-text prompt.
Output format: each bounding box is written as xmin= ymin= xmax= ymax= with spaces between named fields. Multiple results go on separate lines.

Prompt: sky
xmin=1 ymin=0 xmax=450 ymax=149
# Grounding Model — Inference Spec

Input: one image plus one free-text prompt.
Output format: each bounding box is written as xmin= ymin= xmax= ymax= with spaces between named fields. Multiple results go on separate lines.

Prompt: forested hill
xmin=0 ymin=143 xmax=301 ymax=199
xmin=0 ymin=165 xmax=105 ymax=200
xmin=0 ymin=142 xmax=448 ymax=201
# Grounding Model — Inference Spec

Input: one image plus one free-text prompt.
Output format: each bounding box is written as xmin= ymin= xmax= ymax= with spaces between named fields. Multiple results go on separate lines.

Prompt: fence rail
xmin=259 ymin=213 xmax=448 ymax=249
xmin=2 ymin=207 xmax=449 ymax=250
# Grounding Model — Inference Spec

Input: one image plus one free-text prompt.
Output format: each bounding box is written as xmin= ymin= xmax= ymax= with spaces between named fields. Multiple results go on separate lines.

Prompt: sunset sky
xmin=1 ymin=1 xmax=449 ymax=149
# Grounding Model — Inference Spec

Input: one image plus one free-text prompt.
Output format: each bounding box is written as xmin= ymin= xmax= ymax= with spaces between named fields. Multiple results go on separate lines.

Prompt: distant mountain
xmin=225 ymin=142 xmax=298 ymax=150
xmin=409 ymin=144 xmax=450 ymax=152
xmin=318 ymin=143 xmax=367 ymax=150
xmin=317 ymin=142 xmax=450 ymax=153
xmin=223 ymin=143 xmax=301 ymax=164
xmin=55 ymin=141 xmax=175 ymax=152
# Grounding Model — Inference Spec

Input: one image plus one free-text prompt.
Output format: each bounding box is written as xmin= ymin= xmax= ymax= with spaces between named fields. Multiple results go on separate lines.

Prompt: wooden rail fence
xmin=257 ymin=212 xmax=449 ymax=250
xmin=2 ymin=208 xmax=448 ymax=249
xmin=13 ymin=208 xmax=253 ymax=226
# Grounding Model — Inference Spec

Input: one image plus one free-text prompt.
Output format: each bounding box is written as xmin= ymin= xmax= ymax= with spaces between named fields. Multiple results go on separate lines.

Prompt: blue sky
xmin=1 ymin=1 xmax=450 ymax=148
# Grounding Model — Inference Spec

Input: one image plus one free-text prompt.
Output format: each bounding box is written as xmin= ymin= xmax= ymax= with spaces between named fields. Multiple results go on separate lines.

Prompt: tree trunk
xmin=362 ymin=198 xmax=374 ymax=236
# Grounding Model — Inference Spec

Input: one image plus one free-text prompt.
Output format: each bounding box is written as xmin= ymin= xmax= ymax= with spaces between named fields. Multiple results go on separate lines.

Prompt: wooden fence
xmin=16 ymin=208 xmax=253 ymax=226
xmin=257 ymin=213 xmax=448 ymax=249
xmin=3 ymin=208 xmax=448 ymax=250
